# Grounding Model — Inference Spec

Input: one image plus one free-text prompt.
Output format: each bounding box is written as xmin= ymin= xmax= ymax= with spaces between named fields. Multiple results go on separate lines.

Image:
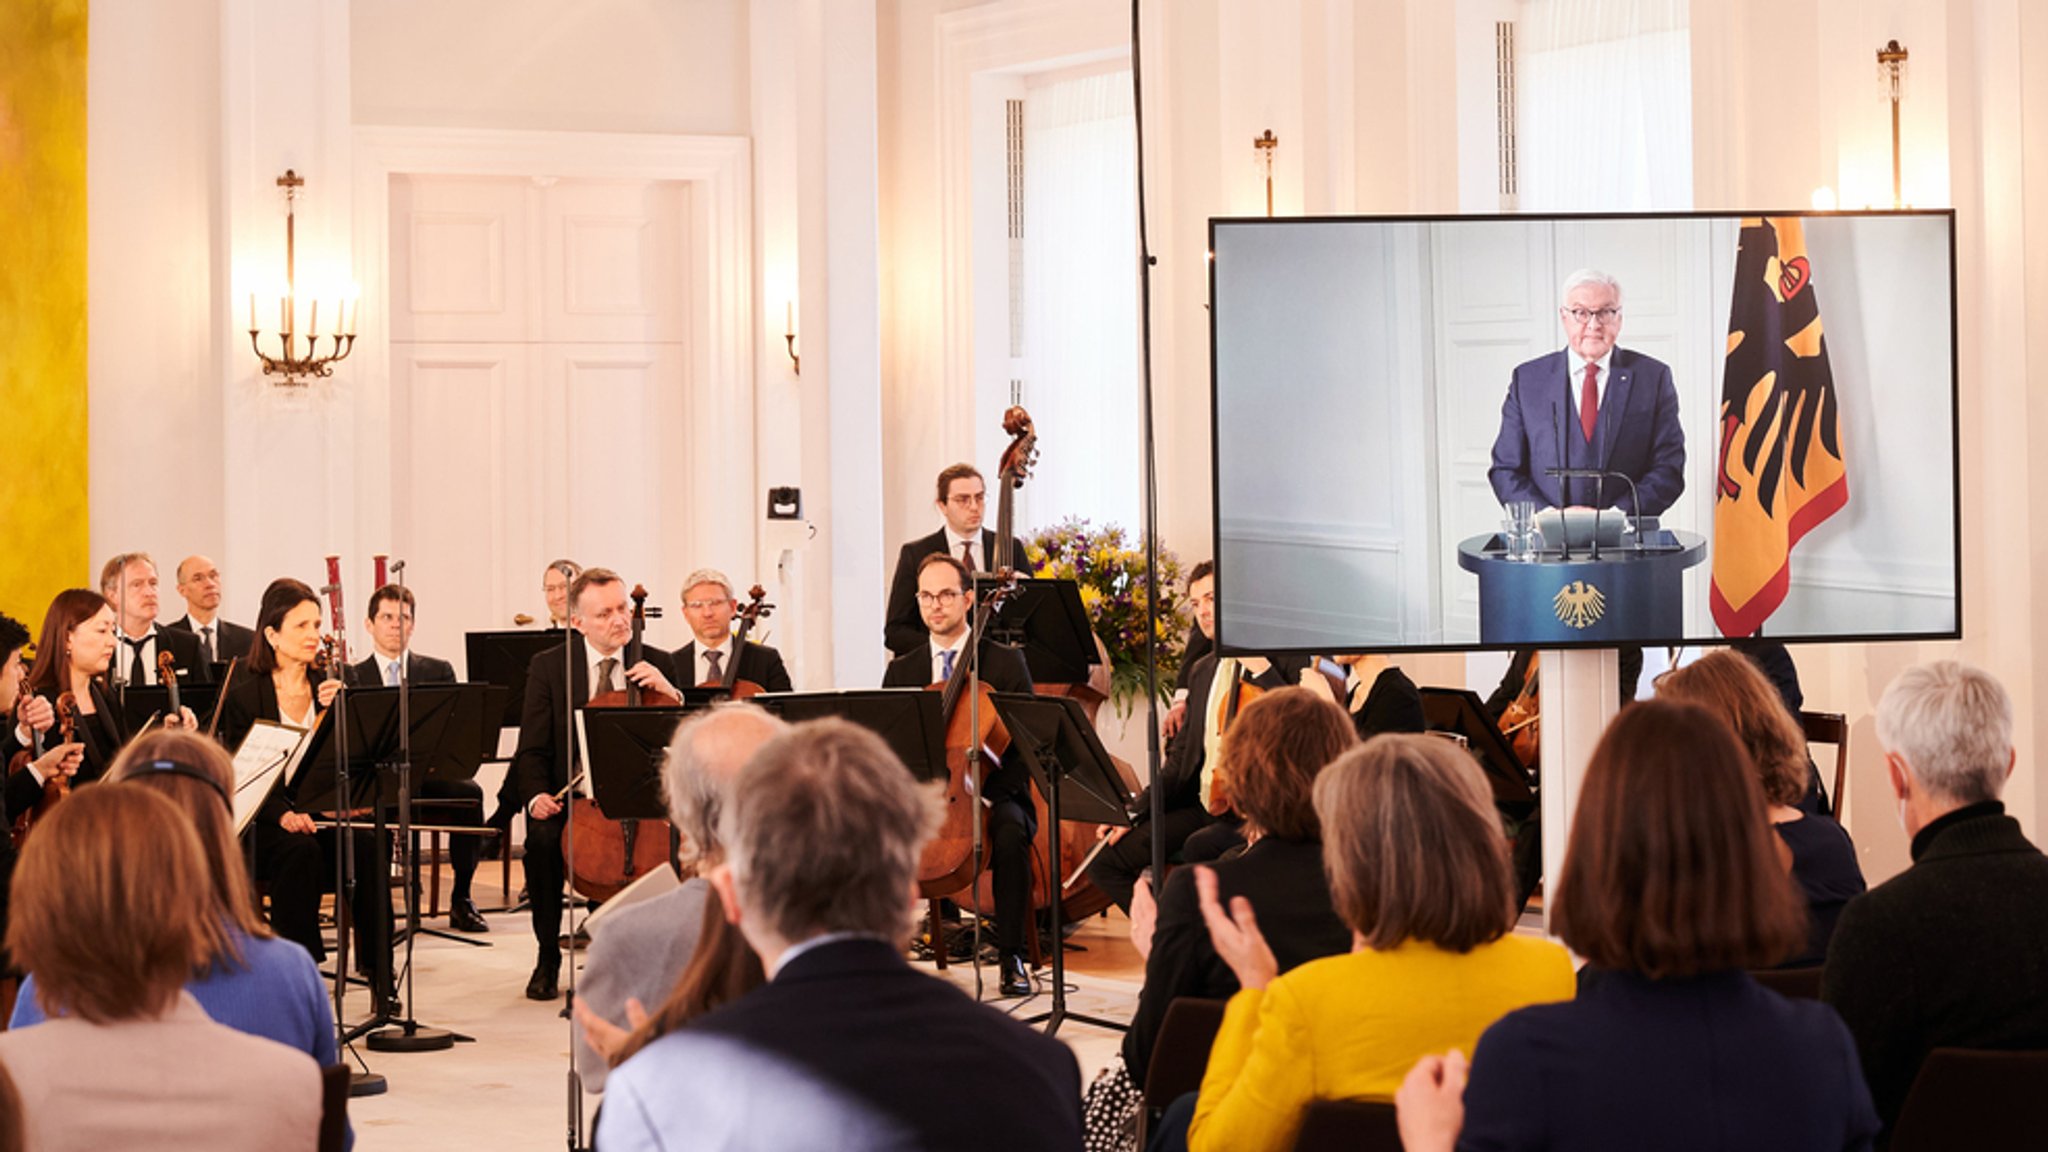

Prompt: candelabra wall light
xmin=1877 ymin=39 xmax=1909 ymax=209
xmin=1253 ymin=129 xmax=1278 ymax=218
xmin=249 ymin=170 xmax=356 ymax=386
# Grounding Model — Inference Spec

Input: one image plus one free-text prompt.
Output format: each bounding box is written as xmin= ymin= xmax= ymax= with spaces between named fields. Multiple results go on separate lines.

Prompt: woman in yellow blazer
xmin=1160 ymin=733 xmax=1575 ymax=1152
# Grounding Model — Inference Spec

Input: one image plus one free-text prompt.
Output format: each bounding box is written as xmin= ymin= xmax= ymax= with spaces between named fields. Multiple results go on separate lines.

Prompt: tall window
xmin=1011 ymin=67 xmax=1140 ymax=533
xmin=1516 ymin=0 xmax=1692 ymax=211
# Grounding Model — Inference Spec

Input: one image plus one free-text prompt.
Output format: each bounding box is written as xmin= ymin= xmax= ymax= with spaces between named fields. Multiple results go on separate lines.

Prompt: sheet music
xmin=231 ymin=719 xmax=309 ymax=836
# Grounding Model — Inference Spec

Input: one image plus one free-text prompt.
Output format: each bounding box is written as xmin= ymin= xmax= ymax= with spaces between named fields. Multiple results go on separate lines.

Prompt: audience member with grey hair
xmin=598 ymin=718 xmax=1083 ymax=1151
xmin=1824 ymin=659 xmax=2048 ymax=1137
xmin=673 ymin=567 xmax=793 ymax=692
xmin=570 ymin=702 xmax=786 ymax=1092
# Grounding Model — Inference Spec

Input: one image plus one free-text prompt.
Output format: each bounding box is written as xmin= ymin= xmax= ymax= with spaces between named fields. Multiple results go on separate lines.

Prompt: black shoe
xmin=999 ymin=952 xmax=1031 ymax=997
xmin=449 ymin=897 xmax=489 ymax=934
xmin=526 ymin=962 xmax=560 ymax=1001
xmin=377 ymin=992 xmax=405 ymax=1021
xmin=557 ymin=927 xmax=591 ymax=951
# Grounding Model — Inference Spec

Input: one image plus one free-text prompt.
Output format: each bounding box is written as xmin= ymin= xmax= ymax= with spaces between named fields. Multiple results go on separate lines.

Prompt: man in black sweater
xmin=1823 ymin=660 xmax=2048 ymax=1139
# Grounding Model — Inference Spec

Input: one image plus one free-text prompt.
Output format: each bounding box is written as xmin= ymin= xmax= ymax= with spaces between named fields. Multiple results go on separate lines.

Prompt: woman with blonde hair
xmin=1657 ymin=649 xmax=1864 ymax=965
xmin=0 ymin=785 xmax=321 ymax=1151
xmin=1153 ymin=733 xmax=1575 ymax=1152
xmin=10 ymin=730 xmax=339 ymax=1074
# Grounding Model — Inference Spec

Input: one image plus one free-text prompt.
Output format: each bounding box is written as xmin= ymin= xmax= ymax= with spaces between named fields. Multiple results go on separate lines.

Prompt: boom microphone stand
xmin=318 ymin=612 xmax=388 ymax=1098
xmin=1131 ymin=0 xmax=1170 ymax=891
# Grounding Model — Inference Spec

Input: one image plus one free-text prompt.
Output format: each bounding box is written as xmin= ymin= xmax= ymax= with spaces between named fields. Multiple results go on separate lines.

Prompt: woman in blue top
xmin=1397 ymin=701 xmax=1879 ymax=1152
xmin=10 ymin=730 xmax=345 ymax=1145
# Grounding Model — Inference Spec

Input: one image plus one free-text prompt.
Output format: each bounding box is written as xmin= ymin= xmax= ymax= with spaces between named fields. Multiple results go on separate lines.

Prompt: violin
xmin=571 ymin=583 xmax=681 ymax=903
xmin=1498 ymin=651 xmax=1540 ymax=770
xmin=1203 ymin=664 xmax=1265 ymax=817
xmin=157 ymin=650 xmax=183 ymax=726
xmin=9 ymin=693 xmax=75 ymax=849
xmin=701 ymin=586 xmax=774 ymax=699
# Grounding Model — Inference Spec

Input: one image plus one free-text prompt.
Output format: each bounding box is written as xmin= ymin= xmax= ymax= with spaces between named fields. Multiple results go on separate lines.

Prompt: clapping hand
xmin=1394 ymin=1049 xmax=1470 ymax=1152
xmin=1194 ymin=865 xmax=1277 ymax=991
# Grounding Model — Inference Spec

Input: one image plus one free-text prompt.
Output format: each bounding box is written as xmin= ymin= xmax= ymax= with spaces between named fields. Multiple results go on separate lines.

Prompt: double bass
xmin=569 ymin=584 xmax=681 ymax=902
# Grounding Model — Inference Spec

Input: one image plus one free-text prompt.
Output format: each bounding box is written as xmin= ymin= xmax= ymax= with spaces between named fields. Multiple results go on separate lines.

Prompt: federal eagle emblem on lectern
xmin=1554 ymin=581 xmax=1606 ymax=629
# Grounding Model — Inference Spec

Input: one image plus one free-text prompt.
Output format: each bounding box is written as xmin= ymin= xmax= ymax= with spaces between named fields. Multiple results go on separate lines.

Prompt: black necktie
xmin=704 ymin=650 xmax=724 ymax=682
xmin=200 ymin=625 xmax=216 ymax=664
xmin=125 ymin=637 xmax=148 ymax=686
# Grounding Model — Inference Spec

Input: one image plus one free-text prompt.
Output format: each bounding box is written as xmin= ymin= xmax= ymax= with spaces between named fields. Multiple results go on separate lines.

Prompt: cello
xmin=569 ymin=584 xmax=681 ymax=902
xmin=917 ymin=570 xmax=1024 ymax=899
xmin=701 ymin=585 xmax=774 ymax=699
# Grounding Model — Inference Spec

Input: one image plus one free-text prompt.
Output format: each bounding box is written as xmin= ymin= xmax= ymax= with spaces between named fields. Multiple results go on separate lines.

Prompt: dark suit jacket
xmin=672 ymin=639 xmax=793 ymax=693
xmin=629 ymin=938 xmax=1081 ymax=1150
xmin=1822 ymin=803 xmax=2048 ymax=1136
xmin=346 ymin=652 xmax=458 ymax=688
xmin=215 ymin=666 xmax=331 ymax=825
xmin=163 ymin=615 xmax=258 ymax=666
xmin=883 ymin=527 xmax=1031 ymax=658
xmin=1488 ymin=346 xmax=1686 ymax=516
xmin=1462 ymin=968 xmax=1877 ymax=1151
xmin=883 ymin=639 xmax=1033 ymax=803
xmin=1352 ymin=664 xmax=1426 ymax=741
xmin=510 ymin=635 xmax=677 ymax=808
xmin=1122 ymin=835 xmax=1350 ymax=1080
xmin=1146 ymin=653 xmax=1307 ymax=816
xmin=117 ymin=626 xmax=214 ymax=686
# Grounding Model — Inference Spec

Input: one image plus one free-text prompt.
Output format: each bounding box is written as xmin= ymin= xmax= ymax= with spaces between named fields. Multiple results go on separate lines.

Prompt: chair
xmin=1798 ymin=710 xmax=1849 ymax=819
xmin=1749 ymin=965 xmax=1824 ymax=1000
xmin=1889 ymin=1048 xmax=2048 ymax=1151
xmin=1139 ymin=998 xmax=1230 ymax=1146
xmin=317 ymin=1063 xmax=352 ymax=1152
xmin=1291 ymin=1099 xmax=1403 ymax=1152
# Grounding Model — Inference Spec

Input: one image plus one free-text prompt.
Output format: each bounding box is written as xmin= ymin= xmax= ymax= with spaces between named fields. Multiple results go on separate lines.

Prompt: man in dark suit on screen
xmin=511 ymin=567 xmax=681 ymax=999
xmin=672 ymin=568 xmax=793 ymax=692
xmin=1488 ymin=269 xmax=1686 ymax=518
xmin=883 ymin=462 xmax=1029 ymax=659
xmin=595 ymin=718 xmax=1082 ymax=1151
xmin=347 ymin=583 xmax=488 ymax=933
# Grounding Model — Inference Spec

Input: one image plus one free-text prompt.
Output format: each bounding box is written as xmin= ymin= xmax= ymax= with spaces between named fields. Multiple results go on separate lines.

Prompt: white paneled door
xmin=388 ymin=174 xmax=696 ymax=666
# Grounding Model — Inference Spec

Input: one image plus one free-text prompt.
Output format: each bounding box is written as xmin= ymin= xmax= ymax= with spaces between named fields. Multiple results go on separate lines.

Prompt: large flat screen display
xmin=1209 ymin=211 xmax=1958 ymax=655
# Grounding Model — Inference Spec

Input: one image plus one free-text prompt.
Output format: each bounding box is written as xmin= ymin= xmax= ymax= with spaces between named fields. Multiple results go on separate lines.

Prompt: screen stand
xmin=1538 ymin=648 xmax=1620 ymax=936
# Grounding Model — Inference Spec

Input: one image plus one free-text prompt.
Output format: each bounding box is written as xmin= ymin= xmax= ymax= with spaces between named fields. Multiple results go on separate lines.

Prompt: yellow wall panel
xmin=0 ymin=0 xmax=89 ymax=634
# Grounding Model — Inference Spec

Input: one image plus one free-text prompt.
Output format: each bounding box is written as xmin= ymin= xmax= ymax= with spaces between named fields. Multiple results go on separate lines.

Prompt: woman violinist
xmin=22 ymin=588 xmax=195 ymax=787
xmin=215 ymin=578 xmax=395 ymax=1011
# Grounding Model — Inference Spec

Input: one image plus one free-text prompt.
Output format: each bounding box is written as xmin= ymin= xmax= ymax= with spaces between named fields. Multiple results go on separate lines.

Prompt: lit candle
xmin=785 ymin=301 xmax=794 ymax=338
xmin=309 ymin=300 xmax=319 ymax=337
xmin=248 ymin=294 xmax=256 ymax=331
xmin=281 ymin=298 xmax=290 ymax=335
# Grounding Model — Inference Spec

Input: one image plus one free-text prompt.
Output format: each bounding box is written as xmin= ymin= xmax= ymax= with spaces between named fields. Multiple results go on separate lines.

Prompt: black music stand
xmin=466 ymin=629 xmax=566 ymax=729
xmin=752 ymin=690 xmax=949 ymax=785
xmin=119 ymin=683 xmax=222 ymax=734
xmin=374 ymin=683 xmax=495 ymax=954
xmin=579 ymin=706 xmax=692 ymax=823
xmin=977 ymin=576 xmax=1098 ymax=685
xmin=1419 ymin=686 xmax=1541 ymax=910
xmin=990 ymin=693 xmax=1132 ymax=1036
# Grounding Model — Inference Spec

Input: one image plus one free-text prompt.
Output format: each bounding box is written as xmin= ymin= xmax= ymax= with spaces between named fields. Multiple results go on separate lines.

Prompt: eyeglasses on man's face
xmin=1563 ymin=307 xmax=1621 ymax=326
xmin=915 ymin=589 xmax=965 ymax=607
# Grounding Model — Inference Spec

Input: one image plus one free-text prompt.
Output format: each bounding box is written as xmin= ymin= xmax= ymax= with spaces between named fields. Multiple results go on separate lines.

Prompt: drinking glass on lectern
xmin=1502 ymin=501 xmax=1538 ymax=562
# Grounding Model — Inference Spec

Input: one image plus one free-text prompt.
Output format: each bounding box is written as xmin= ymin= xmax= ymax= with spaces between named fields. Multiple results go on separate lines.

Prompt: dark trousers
xmin=252 ymin=820 xmax=394 ymax=997
xmin=414 ymin=776 xmax=483 ymax=900
xmin=987 ymin=795 xmax=1035 ymax=955
xmin=1087 ymin=804 xmax=1214 ymax=913
xmin=524 ymin=810 xmax=567 ymax=969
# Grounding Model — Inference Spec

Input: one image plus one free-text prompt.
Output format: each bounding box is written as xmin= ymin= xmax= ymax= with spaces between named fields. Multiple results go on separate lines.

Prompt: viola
xmin=9 ymin=693 xmax=75 ymax=849
xmin=1202 ymin=665 xmax=1265 ymax=817
xmin=157 ymin=650 xmax=183 ymax=726
xmin=1498 ymin=651 xmax=1540 ymax=770
xmin=572 ymin=583 xmax=681 ymax=903
xmin=702 ymin=585 xmax=775 ymax=700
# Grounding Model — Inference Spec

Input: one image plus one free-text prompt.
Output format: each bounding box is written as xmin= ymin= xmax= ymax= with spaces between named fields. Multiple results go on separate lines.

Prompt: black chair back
xmin=318 ymin=1063 xmax=351 ymax=1152
xmin=1139 ymin=998 xmax=1230 ymax=1148
xmin=1889 ymin=1047 xmax=2048 ymax=1152
xmin=1292 ymin=1098 xmax=1402 ymax=1151
xmin=1749 ymin=965 xmax=1824 ymax=1000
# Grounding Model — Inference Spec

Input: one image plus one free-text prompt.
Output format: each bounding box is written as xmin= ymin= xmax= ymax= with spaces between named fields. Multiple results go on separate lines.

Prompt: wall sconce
xmin=1877 ymin=39 xmax=1909 ymax=209
xmin=249 ymin=170 xmax=356 ymax=386
xmin=1253 ymin=129 xmax=1278 ymax=218
xmin=784 ymin=301 xmax=800 ymax=376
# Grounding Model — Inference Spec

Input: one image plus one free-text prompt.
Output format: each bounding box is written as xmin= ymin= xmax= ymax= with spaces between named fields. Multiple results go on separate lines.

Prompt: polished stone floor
xmin=344 ymin=866 xmax=1143 ymax=1150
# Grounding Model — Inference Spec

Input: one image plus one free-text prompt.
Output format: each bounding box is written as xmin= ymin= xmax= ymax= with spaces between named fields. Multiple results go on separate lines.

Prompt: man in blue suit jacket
xmin=1488 ymin=270 xmax=1685 ymax=517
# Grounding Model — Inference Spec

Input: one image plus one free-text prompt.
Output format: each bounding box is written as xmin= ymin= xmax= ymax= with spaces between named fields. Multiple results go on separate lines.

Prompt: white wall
xmin=349 ymin=0 xmax=751 ymax=135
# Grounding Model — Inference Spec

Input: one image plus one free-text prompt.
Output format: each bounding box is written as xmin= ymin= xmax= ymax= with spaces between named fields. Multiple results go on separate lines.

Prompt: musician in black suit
xmin=162 ymin=554 xmax=257 ymax=666
xmin=344 ymin=583 xmax=488 ymax=933
xmin=511 ymin=567 xmax=681 ymax=1000
xmin=883 ymin=463 xmax=1030 ymax=659
xmin=672 ymin=569 xmax=794 ymax=692
xmin=215 ymin=578 xmax=395 ymax=1012
xmin=99 ymin=553 xmax=212 ymax=687
xmin=881 ymin=553 xmax=1037 ymax=996
xmin=596 ymin=719 xmax=1082 ymax=1151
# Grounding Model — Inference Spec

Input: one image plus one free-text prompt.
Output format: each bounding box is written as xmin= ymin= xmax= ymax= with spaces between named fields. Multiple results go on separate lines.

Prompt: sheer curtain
xmin=1020 ymin=68 xmax=1140 ymax=534
xmin=1517 ymin=0 xmax=1692 ymax=211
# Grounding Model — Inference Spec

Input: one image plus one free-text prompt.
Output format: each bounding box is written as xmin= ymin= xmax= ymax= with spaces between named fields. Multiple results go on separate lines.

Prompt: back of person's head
xmin=722 ymin=718 xmax=939 ymax=945
xmin=1554 ymin=700 xmax=1806 ymax=978
xmin=1876 ymin=659 xmax=2014 ymax=807
xmin=1656 ymin=649 xmax=1810 ymax=807
xmin=1220 ymin=687 xmax=1357 ymax=841
xmin=1316 ymin=733 xmax=1516 ymax=953
xmin=107 ymin=729 xmax=271 ymax=962
xmin=6 ymin=785 xmax=214 ymax=1022
xmin=665 ymin=702 xmax=790 ymax=869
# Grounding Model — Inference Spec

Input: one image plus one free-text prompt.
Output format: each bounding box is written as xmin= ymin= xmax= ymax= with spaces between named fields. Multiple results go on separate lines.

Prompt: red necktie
xmin=1580 ymin=362 xmax=1599 ymax=442
xmin=959 ymin=540 xmax=975 ymax=570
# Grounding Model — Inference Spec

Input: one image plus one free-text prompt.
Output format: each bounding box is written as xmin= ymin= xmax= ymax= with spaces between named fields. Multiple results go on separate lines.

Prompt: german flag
xmin=1710 ymin=217 xmax=1849 ymax=638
